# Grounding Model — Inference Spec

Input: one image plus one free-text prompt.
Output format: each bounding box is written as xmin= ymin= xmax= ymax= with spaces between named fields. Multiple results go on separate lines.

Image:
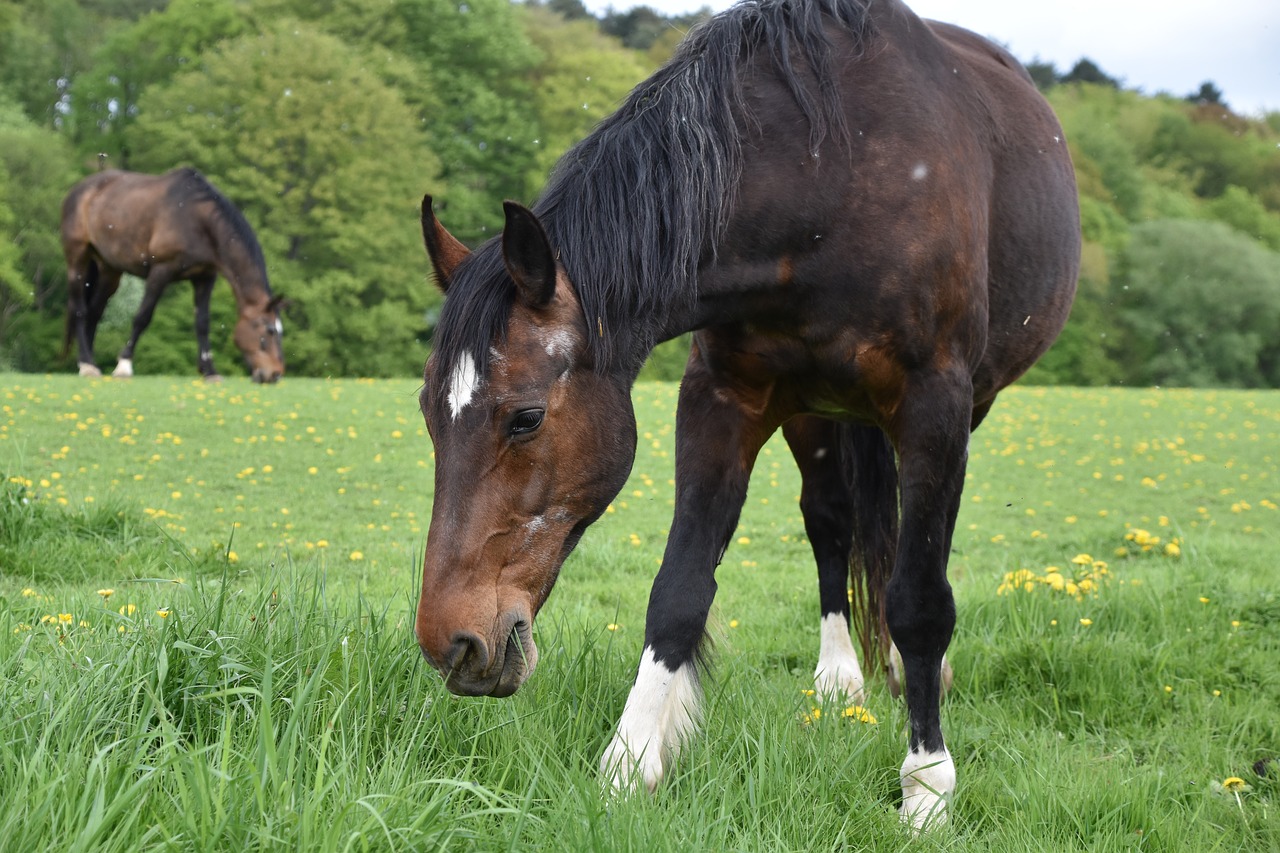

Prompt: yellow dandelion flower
xmin=1165 ymin=542 xmax=1181 ymax=557
xmin=842 ymin=705 xmax=877 ymax=724
xmin=97 ymin=588 xmax=114 ymax=599
xmin=1222 ymin=777 xmax=1248 ymax=792
xmin=119 ymin=603 xmax=137 ymax=616
xmin=349 ymin=550 xmax=364 ymax=561
xmin=729 ymin=619 xmax=739 ymax=628
xmin=58 ymin=613 xmax=73 ymax=624
xmin=156 ymin=609 xmax=170 ymax=619
xmin=1199 ymin=596 xmax=1210 ymax=604
xmin=606 ymin=623 xmax=620 ymax=632
xmin=21 ymin=588 xmax=36 ymax=597
xmin=1078 ymin=618 xmax=1092 ymax=626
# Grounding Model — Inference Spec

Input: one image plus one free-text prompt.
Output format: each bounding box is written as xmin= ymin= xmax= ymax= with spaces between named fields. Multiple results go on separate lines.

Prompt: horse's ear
xmin=266 ymin=294 xmax=286 ymax=313
xmin=421 ymin=195 xmax=469 ymax=293
xmin=501 ymin=201 xmax=557 ymax=309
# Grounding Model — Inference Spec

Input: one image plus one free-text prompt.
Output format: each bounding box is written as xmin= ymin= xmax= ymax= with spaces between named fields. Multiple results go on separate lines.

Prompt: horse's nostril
xmin=446 ymin=631 xmax=487 ymax=672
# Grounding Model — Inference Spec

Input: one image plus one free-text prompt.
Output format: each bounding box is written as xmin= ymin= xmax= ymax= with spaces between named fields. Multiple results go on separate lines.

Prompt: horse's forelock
xmin=429 ymin=243 xmax=515 ymax=418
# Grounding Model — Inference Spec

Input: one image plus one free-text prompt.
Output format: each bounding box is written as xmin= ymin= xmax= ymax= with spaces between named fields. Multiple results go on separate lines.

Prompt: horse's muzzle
xmin=419 ymin=614 xmax=537 ymax=697
xmin=252 ymin=368 xmax=283 ymax=383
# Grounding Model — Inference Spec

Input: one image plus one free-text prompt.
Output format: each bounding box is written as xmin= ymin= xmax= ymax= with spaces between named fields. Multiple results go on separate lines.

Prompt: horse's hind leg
xmin=191 ymin=273 xmax=221 ymax=380
xmin=601 ymin=349 xmax=774 ymax=793
xmin=65 ymin=252 xmax=103 ymax=377
xmin=886 ymin=369 xmax=972 ymax=830
xmin=783 ymin=417 xmax=866 ymax=703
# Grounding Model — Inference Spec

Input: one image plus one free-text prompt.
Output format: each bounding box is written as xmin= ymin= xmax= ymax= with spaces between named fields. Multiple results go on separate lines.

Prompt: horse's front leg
xmin=191 ymin=274 xmax=221 ymax=380
xmin=886 ymin=369 xmax=972 ymax=830
xmin=115 ymin=265 xmax=178 ymax=378
xmin=601 ymin=354 xmax=775 ymax=793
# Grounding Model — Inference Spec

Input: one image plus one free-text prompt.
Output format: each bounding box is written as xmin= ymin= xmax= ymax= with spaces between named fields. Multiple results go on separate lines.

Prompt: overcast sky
xmin=582 ymin=0 xmax=1280 ymax=116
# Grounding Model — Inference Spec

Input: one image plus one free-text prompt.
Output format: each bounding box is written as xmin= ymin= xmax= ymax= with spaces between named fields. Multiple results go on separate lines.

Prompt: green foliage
xmin=521 ymin=6 xmax=654 ymax=186
xmin=68 ymin=0 xmax=253 ymax=167
xmin=0 ymin=100 xmax=78 ymax=366
xmin=395 ymin=0 xmax=543 ymax=243
xmin=0 ymin=0 xmax=96 ymax=124
xmin=1207 ymin=185 xmax=1280 ymax=251
xmin=1112 ymin=220 xmax=1280 ymax=387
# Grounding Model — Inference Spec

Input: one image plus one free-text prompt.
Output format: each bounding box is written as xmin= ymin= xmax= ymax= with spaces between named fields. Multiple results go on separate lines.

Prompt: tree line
xmin=2 ymin=0 xmax=1278 ymax=387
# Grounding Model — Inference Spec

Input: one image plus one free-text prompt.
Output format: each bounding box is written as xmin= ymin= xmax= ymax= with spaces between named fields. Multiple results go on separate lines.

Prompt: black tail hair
xmin=845 ymin=423 xmax=898 ymax=673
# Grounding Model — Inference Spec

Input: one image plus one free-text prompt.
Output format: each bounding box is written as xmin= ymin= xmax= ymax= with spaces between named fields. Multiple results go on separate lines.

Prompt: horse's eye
xmin=509 ymin=409 xmax=545 ymax=436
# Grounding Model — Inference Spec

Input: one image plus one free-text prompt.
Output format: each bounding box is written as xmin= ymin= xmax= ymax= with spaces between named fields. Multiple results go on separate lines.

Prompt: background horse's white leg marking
xmin=814 ymin=612 xmax=865 ymax=703
xmin=111 ymin=358 xmax=133 ymax=378
xmin=900 ymin=747 xmax=955 ymax=830
xmin=447 ymin=351 xmax=480 ymax=420
xmin=78 ymin=362 xmax=102 ymax=378
xmin=600 ymin=647 xmax=701 ymax=793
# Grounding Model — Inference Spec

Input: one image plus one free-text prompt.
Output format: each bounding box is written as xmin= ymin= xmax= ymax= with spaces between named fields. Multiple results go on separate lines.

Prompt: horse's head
xmin=235 ymin=295 xmax=285 ymax=383
xmin=415 ymin=198 xmax=636 ymax=697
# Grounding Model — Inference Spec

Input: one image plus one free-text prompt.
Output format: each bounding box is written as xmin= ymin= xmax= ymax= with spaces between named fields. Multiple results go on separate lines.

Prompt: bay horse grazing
xmin=415 ymin=0 xmax=1079 ymax=830
xmin=61 ymin=168 xmax=285 ymax=383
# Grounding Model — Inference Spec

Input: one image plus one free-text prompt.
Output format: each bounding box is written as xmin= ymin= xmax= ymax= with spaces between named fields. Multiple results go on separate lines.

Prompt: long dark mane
xmin=171 ymin=168 xmax=272 ymax=297
xmin=432 ymin=0 xmax=872 ymax=383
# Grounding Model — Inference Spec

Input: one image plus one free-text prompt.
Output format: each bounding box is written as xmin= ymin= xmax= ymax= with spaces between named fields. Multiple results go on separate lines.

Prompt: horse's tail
xmin=845 ymin=423 xmax=899 ymax=677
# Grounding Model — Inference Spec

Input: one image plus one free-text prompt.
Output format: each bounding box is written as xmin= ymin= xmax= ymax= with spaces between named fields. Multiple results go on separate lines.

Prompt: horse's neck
xmin=214 ymin=236 xmax=271 ymax=305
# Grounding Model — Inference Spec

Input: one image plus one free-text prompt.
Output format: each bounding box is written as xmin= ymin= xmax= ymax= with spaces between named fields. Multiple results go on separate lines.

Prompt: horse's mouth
xmin=441 ymin=619 xmax=538 ymax=698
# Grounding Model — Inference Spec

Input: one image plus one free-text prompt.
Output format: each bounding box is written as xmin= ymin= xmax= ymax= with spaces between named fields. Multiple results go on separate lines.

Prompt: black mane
xmin=431 ymin=0 xmax=872 ymax=389
xmin=169 ymin=167 xmax=272 ymax=296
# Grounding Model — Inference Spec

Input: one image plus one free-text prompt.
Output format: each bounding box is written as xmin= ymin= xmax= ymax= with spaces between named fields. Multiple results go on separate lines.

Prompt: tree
xmin=0 ymin=98 xmax=78 ymax=369
xmin=1207 ymin=186 xmax=1280 ymax=252
xmin=68 ymin=0 xmax=253 ymax=167
xmin=520 ymin=7 xmax=652 ymax=184
xmin=0 ymin=0 xmax=97 ymax=125
xmin=395 ymin=0 xmax=543 ymax=243
xmin=1186 ymin=81 xmax=1226 ymax=108
xmin=1061 ymin=58 xmax=1121 ymax=89
xmin=1025 ymin=58 xmax=1059 ymax=92
xmin=1111 ymin=220 xmax=1280 ymax=387
xmin=124 ymin=23 xmax=443 ymax=377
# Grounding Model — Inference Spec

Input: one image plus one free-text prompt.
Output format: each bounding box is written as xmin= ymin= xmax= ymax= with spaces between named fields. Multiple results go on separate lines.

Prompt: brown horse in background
xmin=61 ymin=168 xmax=285 ymax=383
xmin=415 ymin=0 xmax=1079 ymax=831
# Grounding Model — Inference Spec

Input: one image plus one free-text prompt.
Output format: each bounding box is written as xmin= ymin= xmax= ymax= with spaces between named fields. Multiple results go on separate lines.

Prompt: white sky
xmin=582 ymin=0 xmax=1280 ymax=116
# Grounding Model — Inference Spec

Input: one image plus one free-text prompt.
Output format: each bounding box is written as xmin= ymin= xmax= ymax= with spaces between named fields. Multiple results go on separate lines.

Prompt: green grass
xmin=2 ymin=374 xmax=1278 ymax=850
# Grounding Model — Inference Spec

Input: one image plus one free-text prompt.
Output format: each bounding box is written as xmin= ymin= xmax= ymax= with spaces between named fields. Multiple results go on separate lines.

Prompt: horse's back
xmin=721 ymin=1 xmax=1078 ymax=413
xmin=62 ymin=169 xmax=218 ymax=274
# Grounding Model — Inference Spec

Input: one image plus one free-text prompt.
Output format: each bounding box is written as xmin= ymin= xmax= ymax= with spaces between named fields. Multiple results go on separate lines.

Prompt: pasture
xmin=2 ymin=374 xmax=1277 ymax=850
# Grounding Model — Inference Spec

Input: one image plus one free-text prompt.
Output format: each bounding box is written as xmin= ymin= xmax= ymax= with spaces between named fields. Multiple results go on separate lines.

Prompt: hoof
xmin=78 ymin=362 xmax=102 ymax=378
xmin=203 ymin=373 xmax=224 ymax=384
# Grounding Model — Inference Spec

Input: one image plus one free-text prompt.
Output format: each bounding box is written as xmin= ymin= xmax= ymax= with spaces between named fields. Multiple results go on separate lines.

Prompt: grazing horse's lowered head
xmin=415 ymin=199 xmax=636 ymax=697
xmin=235 ymin=293 xmax=287 ymax=383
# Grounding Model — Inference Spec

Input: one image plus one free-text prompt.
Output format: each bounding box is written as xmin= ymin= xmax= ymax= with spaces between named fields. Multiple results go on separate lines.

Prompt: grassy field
xmin=2 ymin=373 xmax=1278 ymax=851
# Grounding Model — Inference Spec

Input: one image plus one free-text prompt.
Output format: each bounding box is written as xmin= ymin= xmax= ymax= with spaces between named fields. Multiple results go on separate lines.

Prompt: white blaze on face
xmin=274 ymin=318 xmax=284 ymax=335
xmin=447 ymin=351 xmax=481 ymax=420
